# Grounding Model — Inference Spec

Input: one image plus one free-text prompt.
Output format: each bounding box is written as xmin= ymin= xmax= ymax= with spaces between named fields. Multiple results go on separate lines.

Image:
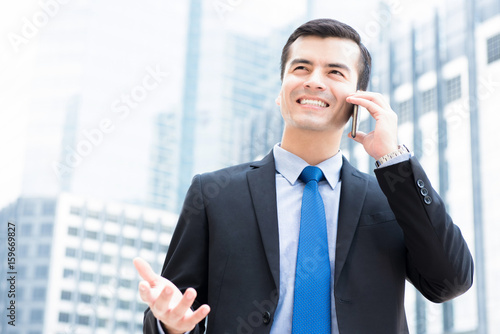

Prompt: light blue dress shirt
xmin=271 ymin=143 xmax=343 ymax=334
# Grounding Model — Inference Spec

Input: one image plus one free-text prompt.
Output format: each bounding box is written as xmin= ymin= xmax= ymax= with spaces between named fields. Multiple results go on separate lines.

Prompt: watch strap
xmin=375 ymin=145 xmax=410 ymax=167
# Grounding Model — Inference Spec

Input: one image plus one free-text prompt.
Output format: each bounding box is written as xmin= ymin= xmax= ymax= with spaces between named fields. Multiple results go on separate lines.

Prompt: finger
xmin=133 ymin=257 xmax=158 ymax=286
xmin=138 ymin=280 xmax=155 ymax=304
xmin=346 ymin=96 xmax=385 ymax=117
xmin=169 ymin=288 xmax=198 ymax=319
xmin=157 ymin=304 xmax=211 ymax=333
xmin=152 ymin=284 xmax=176 ymax=315
xmin=348 ymin=91 xmax=391 ymax=109
xmin=185 ymin=304 xmax=211 ymax=327
xmin=348 ymin=130 xmax=367 ymax=144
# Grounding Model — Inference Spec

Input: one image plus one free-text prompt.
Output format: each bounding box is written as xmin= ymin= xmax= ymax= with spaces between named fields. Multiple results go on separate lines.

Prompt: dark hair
xmin=280 ymin=18 xmax=371 ymax=91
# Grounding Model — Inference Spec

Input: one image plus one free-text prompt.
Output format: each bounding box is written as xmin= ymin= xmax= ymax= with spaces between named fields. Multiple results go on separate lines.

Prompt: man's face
xmin=277 ymin=36 xmax=360 ymax=133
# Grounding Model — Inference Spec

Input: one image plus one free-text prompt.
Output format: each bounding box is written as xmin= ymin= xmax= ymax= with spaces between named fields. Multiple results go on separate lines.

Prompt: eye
xmin=294 ymin=66 xmax=308 ymax=71
xmin=330 ymin=69 xmax=344 ymax=77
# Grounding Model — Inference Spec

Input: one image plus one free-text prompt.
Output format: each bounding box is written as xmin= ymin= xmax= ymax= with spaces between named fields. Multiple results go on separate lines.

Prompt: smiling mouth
xmin=297 ymin=98 xmax=329 ymax=108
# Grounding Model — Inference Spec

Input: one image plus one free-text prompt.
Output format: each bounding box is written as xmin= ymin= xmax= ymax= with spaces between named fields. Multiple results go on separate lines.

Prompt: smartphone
xmin=351 ymin=104 xmax=359 ymax=138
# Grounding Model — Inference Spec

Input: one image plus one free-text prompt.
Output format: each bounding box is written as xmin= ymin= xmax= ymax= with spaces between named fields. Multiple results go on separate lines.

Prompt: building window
xmin=66 ymin=247 xmax=77 ymax=258
xmin=397 ymin=99 xmax=412 ymax=125
xmin=32 ymin=287 xmax=46 ymax=301
xmin=19 ymin=245 xmax=29 ymax=257
xmin=119 ymin=279 xmax=132 ymax=288
xmin=17 ymin=287 xmax=24 ymax=300
xmin=80 ymin=293 xmax=92 ymax=304
xmin=122 ymin=257 xmax=133 ymax=267
xmin=487 ymin=33 xmax=500 ymax=64
xmin=61 ymin=290 xmax=72 ymax=300
xmin=116 ymin=321 xmax=129 ymax=329
xmin=143 ymin=221 xmax=155 ymax=230
xmin=80 ymin=272 xmax=94 ymax=282
xmin=125 ymin=218 xmax=137 ymax=226
xmin=161 ymin=225 xmax=174 ymax=234
xmin=85 ymin=230 xmax=98 ymax=240
xmin=102 ymin=254 xmax=113 ymax=264
xmin=63 ymin=268 xmax=75 ymax=278
xmin=100 ymin=296 xmax=110 ymax=306
xmin=40 ymin=223 xmax=53 ymax=236
xmin=42 ymin=200 xmax=56 ymax=216
xmin=68 ymin=226 xmax=78 ymax=236
xmin=87 ymin=211 xmax=100 ymax=219
xmin=38 ymin=244 xmax=51 ymax=257
xmin=77 ymin=315 xmax=90 ymax=326
xmin=20 ymin=223 xmax=33 ymax=236
xmin=30 ymin=309 xmax=44 ymax=323
xmin=59 ymin=312 xmax=71 ymax=323
xmin=142 ymin=241 xmax=153 ymax=250
xmin=100 ymin=275 xmax=112 ymax=285
xmin=17 ymin=266 xmax=27 ymax=279
xmin=446 ymin=76 xmax=462 ymax=103
xmin=105 ymin=234 xmax=117 ymax=243
xmin=70 ymin=206 xmax=81 ymax=215
xmin=421 ymin=88 xmax=437 ymax=114
xmin=160 ymin=244 xmax=169 ymax=253
xmin=22 ymin=200 xmax=36 ymax=216
xmin=123 ymin=237 xmax=135 ymax=247
xmin=99 ymin=296 xmax=109 ymax=306
xmin=106 ymin=214 xmax=119 ymax=223
xmin=35 ymin=265 xmax=48 ymax=279
xmin=83 ymin=251 xmax=96 ymax=261
xmin=118 ymin=299 xmax=131 ymax=309
xmin=97 ymin=318 xmax=107 ymax=327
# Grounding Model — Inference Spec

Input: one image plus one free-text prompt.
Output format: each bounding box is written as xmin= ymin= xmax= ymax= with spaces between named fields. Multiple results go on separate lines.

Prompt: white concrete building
xmin=0 ymin=193 xmax=177 ymax=334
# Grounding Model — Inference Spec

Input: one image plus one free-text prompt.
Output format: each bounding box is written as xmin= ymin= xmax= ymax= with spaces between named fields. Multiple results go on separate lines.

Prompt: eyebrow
xmin=289 ymin=58 xmax=352 ymax=74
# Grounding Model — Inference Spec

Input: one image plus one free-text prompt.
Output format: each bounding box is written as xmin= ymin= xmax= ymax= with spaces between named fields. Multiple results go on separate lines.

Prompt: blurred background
xmin=1 ymin=0 xmax=499 ymax=333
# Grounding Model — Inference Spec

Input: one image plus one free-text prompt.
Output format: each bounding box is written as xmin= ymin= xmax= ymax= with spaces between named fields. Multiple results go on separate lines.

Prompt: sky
xmin=0 ymin=0 xmax=450 ymax=208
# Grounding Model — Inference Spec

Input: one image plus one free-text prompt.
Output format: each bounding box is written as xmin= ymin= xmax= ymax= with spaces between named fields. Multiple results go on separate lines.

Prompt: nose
xmin=304 ymin=70 xmax=326 ymax=90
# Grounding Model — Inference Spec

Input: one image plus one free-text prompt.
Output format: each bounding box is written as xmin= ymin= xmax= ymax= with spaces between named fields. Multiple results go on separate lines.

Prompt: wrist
xmin=161 ymin=321 xmax=184 ymax=334
xmin=375 ymin=144 xmax=399 ymax=160
xmin=375 ymin=144 xmax=410 ymax=167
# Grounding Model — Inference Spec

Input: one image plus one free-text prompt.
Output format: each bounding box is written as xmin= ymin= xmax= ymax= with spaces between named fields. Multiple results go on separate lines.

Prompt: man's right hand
xmin=133 ymin=257 xmax=211 ymax=334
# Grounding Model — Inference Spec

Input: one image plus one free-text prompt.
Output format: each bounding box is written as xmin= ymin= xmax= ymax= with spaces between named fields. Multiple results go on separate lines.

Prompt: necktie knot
xmin=299 ymin=166 xmax=325 ymax=184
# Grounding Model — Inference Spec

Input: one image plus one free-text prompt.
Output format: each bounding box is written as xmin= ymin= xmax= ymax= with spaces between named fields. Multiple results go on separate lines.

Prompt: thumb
xmin=348 ymin=130 xmax=367 ymax=144
xmin=133 ymin=257 xmax=158 ymax=286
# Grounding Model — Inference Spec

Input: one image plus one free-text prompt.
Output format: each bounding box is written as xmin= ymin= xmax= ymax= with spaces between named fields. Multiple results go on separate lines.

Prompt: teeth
xmin=300 ymin=99 xmax=327 ymax=107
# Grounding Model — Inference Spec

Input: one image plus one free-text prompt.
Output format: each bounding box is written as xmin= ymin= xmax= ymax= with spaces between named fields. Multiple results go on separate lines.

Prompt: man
xmin=134 ymin=18 xmax=473 ymax=333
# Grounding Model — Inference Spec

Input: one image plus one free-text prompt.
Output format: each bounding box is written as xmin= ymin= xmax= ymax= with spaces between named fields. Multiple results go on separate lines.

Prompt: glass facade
xmin=342 ymin=1 xmax=500 ymax=333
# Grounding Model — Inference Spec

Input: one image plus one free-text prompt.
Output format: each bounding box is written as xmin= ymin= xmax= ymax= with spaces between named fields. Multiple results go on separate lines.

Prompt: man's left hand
xmin=346 ymin=91 xmax=399 ymax=160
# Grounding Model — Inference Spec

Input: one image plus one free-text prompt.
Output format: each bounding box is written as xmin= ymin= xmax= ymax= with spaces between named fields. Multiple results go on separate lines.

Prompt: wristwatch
xmin=375 ymin=144 xmax=410 ymax=167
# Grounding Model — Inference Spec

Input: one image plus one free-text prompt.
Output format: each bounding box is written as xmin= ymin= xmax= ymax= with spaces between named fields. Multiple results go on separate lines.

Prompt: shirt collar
xmin=273 ymin=143 xmax=343 ymax=190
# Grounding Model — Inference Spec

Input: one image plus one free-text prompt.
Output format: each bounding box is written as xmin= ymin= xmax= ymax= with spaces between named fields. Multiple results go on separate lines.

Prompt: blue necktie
xmin=292 ymin=166 xmax=331 ymax=333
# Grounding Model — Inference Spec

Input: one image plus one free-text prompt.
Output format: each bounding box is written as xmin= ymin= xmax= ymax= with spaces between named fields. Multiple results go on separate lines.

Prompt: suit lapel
xmin=246 ymin=152 xmax=280 ymax=290
xmin=245 ymin=153 xmax=368 ymax=291
xmin=334 ymin=157 xmax=369 ymax=287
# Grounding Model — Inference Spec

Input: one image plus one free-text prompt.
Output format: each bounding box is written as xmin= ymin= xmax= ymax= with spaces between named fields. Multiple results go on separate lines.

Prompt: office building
xmin=0 ymin=194 xmax=176 ymax=334
xmin=340 ymin=0 xmax=500 ymax=332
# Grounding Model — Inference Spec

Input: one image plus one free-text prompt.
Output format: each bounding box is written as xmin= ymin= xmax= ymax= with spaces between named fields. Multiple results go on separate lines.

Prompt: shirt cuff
xmin=157 ymin=319 xmax=166 ymax=334
xmin=376 ymin=152 xmax=411 ymax=168
xmin=156 ymin=319 xmax=191 ymax=334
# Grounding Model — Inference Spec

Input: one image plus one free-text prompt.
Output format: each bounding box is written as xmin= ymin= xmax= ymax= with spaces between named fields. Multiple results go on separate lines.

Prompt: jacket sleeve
xmin=143 ymin=174 xmax=209 ymax=333
xmin=374 ymin=156 xmax=474 ymax=302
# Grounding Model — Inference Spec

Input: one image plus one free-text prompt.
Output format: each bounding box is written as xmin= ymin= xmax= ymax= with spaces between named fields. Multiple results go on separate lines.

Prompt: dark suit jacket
xmin=143 ymin=152 xmax=473 ymax=334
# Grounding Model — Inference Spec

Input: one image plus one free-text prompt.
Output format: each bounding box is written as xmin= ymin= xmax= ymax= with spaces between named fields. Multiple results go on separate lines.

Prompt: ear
xmin=275 ymin=94 xmax=281 ymax=106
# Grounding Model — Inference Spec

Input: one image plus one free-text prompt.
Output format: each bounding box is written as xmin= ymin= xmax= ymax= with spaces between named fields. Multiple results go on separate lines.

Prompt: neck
xmin=280 ymin=127 xmax=343 ymax=165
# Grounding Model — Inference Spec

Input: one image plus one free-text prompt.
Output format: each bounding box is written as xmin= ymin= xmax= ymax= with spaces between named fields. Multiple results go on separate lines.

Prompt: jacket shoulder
xmin=196 ymin=152 xmax=274 ymax=183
